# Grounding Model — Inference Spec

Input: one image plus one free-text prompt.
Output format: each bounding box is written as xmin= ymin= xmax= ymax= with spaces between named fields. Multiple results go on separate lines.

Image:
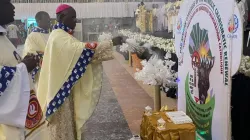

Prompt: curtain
xmin=231 ymin=73 xmax=250 ymax=140
xmin=13 ymin=2 xmax=164 ymax=19
xmin=12 ymin=0 xmax=156 ymax=3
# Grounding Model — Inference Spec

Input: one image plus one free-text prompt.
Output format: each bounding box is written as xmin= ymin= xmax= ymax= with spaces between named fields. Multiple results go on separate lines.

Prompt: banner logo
xmin=177 ymin=18 xmax=182 ymax=33
xmin=25 ymin=91 xmax=43 ymax=129
xmin=227 ymin=14 xmax=239 ymax=38
xmin=179 ymin=0 xmax=229 ymax=139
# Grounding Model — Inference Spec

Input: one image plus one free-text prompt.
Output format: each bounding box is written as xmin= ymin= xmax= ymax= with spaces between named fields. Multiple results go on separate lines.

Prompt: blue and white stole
xmin=46 ymin=23 xmax=95 ymax=118
xmin=32 ymin=27 xmax=49 ymax=34
xmin=53 ymin=22 xmax=74 ymax=35
xmin=0 ymin=66 xmax=16 ymax=96
xmin=30 ymin=27 xmax=49 ymax=81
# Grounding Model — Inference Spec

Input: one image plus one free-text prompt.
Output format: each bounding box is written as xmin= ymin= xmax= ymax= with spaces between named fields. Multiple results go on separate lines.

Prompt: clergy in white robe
xmin=0 ymin=25 xmax=30 ymax=140
xmin=156 ymin=5 xmax=165 ymax=31
xmin=22 ymin=11 xmax=51 ymax=140
xmin=0 ymin=1 xmax=48 ymax=140
xmin=37 ymin=4 xmax=125 ymax=140
xmin=23 ymin=11 xmax=51 ymax=89
xmin=135 ymin=5 xmax=141 ymax=29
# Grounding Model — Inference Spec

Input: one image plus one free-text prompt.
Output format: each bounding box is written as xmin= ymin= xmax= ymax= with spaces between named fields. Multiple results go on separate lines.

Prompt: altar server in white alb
xmin=0 ymin=0 xmax=48 ymax=140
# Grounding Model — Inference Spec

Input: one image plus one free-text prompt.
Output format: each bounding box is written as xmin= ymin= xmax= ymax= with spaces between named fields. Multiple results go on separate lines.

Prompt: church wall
xmin=13 ymin=2 xmax=164 ymax=19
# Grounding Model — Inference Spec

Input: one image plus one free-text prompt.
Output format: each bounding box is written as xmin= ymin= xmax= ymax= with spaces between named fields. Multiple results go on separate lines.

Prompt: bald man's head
xmin=0 ymin=0 xmax=15 ymax=25
xmin=35 ymin=11 xmax=51 ymax=30
xmin=56 ymin=7 xmax=77 ymax=30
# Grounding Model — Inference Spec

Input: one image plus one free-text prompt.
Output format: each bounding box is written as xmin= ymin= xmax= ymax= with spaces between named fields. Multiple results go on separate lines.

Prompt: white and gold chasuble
xmin=136 ymin=5 xmax=147 ymax=33
xmin=37 ymin=28 xmax=114 ymax=140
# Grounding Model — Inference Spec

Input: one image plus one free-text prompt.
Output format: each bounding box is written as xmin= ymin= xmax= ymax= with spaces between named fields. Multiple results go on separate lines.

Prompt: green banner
xmin=185 ymin=74 xmax=215 ymax=140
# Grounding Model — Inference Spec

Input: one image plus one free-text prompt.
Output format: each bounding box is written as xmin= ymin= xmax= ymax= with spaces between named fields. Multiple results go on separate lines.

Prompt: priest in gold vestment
xmin=135 ymin=2 xmax=147 ymax=33
xmin=166 ymin=1 xmax=175 ymax=32
xmin=138 ymin=2 xmax=147 ymax=33
xmin=148 ymin=10 xmax=154 ymax=33
xmin=37 ymin=4 xmax=124 ymax=140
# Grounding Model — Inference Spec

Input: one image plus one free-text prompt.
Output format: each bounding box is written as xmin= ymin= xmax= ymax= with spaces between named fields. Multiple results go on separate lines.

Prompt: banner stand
xmin=175 ymin=0 xmax=243 ymax=139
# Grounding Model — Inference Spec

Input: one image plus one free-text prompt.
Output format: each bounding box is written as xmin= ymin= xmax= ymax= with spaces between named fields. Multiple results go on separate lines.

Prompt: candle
xmin=157 ymin=118 xmax=166 ymax=130
xmin=145 ymin=106 xmax=152 ymax=116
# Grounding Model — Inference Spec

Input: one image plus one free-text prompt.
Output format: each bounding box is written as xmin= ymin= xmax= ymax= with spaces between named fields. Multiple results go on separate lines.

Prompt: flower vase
xmin=129 ymin=51 xmax=132 ymax=67
xmin=154 ymin=85 xmax=161 ymax=111
xmin=131 ymin=53 xmax=143 ymax=72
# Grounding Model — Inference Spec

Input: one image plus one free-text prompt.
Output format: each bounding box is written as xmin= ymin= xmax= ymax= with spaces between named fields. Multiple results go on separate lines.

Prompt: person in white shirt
xmin=6 ymin=23 xmax=19 ymax=48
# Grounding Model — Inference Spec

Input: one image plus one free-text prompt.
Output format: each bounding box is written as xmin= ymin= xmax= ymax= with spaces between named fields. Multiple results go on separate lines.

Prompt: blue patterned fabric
xmin=31 ymin=53 xmax=44 ymax=82
xmin=32 ymin=27 xmax=49 ymax=34
xmin=31 ymin=66 xmax=40 ymax=82
xmin=46 ymin=49 xmax=95 ymax=118
xmin=53 ymin=23 xmax=73 ymax=34
xmin=0 ymin=66 xmax=16 ymax=96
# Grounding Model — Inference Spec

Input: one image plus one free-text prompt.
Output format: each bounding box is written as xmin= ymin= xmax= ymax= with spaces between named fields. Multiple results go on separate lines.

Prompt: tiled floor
xmin=83 ymin=73 xmax=132 ymax=140
xmin=113 ymin=52 xmax=177 ymax=109
xmin=102 ymin=52 xmax=177 ymax=135
xmin=103 ymin=58 xmax=154 ymax=134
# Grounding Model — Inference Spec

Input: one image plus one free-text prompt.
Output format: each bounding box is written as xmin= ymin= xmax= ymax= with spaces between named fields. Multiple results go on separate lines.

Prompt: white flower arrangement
xmin=97 ymin=31 xmax=177 ymax=88
xmin=239 ymin=55 xmax=250 ymax=77
xmin=98 ymin=32 xmax=113 ymax=42
xmin=120 ymin=43 xmax=131 ymax=53
xmin=118 ymin=29 xmax=175 ymax=53
xmin=119 ymin=39 xmax=145 ymax=56
xmin=134 ymin=53 xmax=177 ymax=86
